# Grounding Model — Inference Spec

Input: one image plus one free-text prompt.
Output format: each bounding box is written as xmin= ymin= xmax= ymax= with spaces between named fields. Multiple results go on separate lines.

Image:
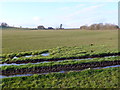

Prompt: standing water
xmin=41 ymin=53 xmax=50 ymax=56
xmin=0 ymin=65 xmax=120 ymax=78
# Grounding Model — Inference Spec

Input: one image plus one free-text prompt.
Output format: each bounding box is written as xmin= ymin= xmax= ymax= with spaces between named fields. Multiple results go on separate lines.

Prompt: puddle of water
xmin=13 ymin=55 xmax=33 ymax=59
xmin=12 ymin=53 xmax=50 ymax=59
xmin=0 ymin=72 xmax=50 ymax=78
xmin=60 ymin=71 xmax=65 ymax=73
xmin=0 ymin=63 xmax=28 ymax=66
xmin=94 ymin=65 xmax=120 ymax=69
xmin=41 ymin=53 xmax=50 ymax=56
xmin=74 ymin=55 xmax=118 ymax=61
xmin=13 ymin=56 xmax=18 ymax=59
xmin=104 ymin=56 xmax=117 ymax=58
xmin=0 ymin=74 xmax=33 ymax=78
xmin=25 ymin=55 xmax=33 ymax=58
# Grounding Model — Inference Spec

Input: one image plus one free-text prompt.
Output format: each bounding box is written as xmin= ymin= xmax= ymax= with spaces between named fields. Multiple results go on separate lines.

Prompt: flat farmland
xmin=1 ymin=29 xmax=120 ymax=88
xmin=2 ymin=29 xmax=118 ymax=54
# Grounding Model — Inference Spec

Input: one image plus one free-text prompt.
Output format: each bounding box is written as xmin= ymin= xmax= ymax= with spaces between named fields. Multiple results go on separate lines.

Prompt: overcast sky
xmin=0 ymin=0 xmax=119 ymax=28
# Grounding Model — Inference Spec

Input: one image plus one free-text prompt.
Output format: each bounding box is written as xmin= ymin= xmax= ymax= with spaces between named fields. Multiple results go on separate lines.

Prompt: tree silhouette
xmin=1 ymin=22 xmax=8 ymax=27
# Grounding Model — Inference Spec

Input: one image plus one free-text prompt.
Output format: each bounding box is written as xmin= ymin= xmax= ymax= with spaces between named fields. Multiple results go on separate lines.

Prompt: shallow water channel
xmin=13 ymin=53 xmax=50 ymax=59
xmin=0 ymin=55 xmax=117 ymax=66
xmin=0 ymin=65 xmax=120 ymax=78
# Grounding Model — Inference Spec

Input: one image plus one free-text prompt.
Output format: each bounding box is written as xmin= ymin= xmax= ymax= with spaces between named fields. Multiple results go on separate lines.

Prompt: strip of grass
xmin=1 ymin=49 xmax=48 ymax=59
xmin=2 ymin=67 xmax=119 ymax=88
xmin=1 ymin=56 xmax=119 ymax=71
xmin=2 ymin=45 xmax=119 ymax=63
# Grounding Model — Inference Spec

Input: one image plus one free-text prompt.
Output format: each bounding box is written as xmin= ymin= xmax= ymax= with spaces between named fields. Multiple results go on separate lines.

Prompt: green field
xmin=1 ymin=29 xmax=119 ymax=88
xmin=2 ymin=30 xmax=118 ymax=54
xmin=2 ymin=67 xmax=119 ymax=88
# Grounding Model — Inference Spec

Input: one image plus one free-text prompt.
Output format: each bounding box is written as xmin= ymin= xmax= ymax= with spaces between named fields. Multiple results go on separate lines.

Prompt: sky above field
xmin=0 ymin=0 xmax=119 ymax=28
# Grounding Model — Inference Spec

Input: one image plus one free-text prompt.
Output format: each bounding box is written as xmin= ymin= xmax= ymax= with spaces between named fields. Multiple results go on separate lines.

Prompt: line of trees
xmin=80 ymin=23 xmax=119 ymax=30
xmin=1 ymin=22 xmax=119 ymax=30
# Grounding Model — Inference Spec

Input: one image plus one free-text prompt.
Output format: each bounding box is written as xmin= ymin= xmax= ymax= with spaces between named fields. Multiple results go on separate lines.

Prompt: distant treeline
xmin=0 ymin=22 xmax=119 ymax=30
xmin=80 ymin=23 xmax=119 ymax=30
xmin=0 ymin=23 xmax=37 ymax=30
xmin=0 ymin=26 xmax=37 ymax=30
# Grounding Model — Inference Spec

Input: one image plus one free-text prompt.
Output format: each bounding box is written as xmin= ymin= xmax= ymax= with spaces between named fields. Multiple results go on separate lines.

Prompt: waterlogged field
xmin=1 ymin=29 xmax=120 ymax=88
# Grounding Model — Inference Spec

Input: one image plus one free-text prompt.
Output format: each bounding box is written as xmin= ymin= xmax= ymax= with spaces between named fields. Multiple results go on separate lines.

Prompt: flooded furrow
xmin=0 ymin=55 xmax=118 ymax=66
xmin=1 ymin=65 xmax=120 ymax=78
xmin=1 ymin=60 xmax=120 ymax=76
xmin=0 ymin=61 xmax=49 ymax=66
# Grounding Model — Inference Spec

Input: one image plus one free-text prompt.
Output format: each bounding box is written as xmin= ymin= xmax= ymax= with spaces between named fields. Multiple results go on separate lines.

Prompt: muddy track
xmin=2 ymin=53 xmax=119 ymax=64
xmin=1 ymin=60 xmax=120 ymax=76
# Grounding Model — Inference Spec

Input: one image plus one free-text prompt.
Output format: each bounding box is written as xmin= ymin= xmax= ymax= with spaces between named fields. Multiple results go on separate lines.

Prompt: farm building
xmin=37 ymin=25 xmax=45 ymax=29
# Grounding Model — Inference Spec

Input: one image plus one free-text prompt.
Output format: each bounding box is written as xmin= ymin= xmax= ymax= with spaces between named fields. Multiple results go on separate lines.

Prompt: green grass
xmin=2 ymin=29 xmax=119 ymax=88
xmin=2 ymin=29 xmax=118 ymax=54
xmin=2 ymin=67 xmax=119 ymax=88
xmin=2 ymin=45 xmax=119 ymax=63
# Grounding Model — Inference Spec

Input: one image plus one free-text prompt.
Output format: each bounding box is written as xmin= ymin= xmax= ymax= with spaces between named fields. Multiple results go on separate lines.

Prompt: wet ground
xmin=0 ymin=55 xmax=117 ymax=66
xmin=1 ymin=65 xmax=120 ymax=78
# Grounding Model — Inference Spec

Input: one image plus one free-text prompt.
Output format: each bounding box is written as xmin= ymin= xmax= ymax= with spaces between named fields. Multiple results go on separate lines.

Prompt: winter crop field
xmin=1 ymin=29 xmax=119 ymax=88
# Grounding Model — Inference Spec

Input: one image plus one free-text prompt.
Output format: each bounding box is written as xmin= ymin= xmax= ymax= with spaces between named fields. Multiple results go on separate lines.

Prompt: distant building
xmin=37 ymin=25 xmax=45 ymax=29
xmin=48 ymin=27 xmax=54 ymax=29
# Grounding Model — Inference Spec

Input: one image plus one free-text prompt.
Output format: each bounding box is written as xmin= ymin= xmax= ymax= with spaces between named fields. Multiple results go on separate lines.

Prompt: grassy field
xmin=2 ymin=29 xmax=118 ymax=54
xmin=2 ymin=67 xmax=119 ymax=88
xmin=1 ymin=29 xmax=119 ymax=88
